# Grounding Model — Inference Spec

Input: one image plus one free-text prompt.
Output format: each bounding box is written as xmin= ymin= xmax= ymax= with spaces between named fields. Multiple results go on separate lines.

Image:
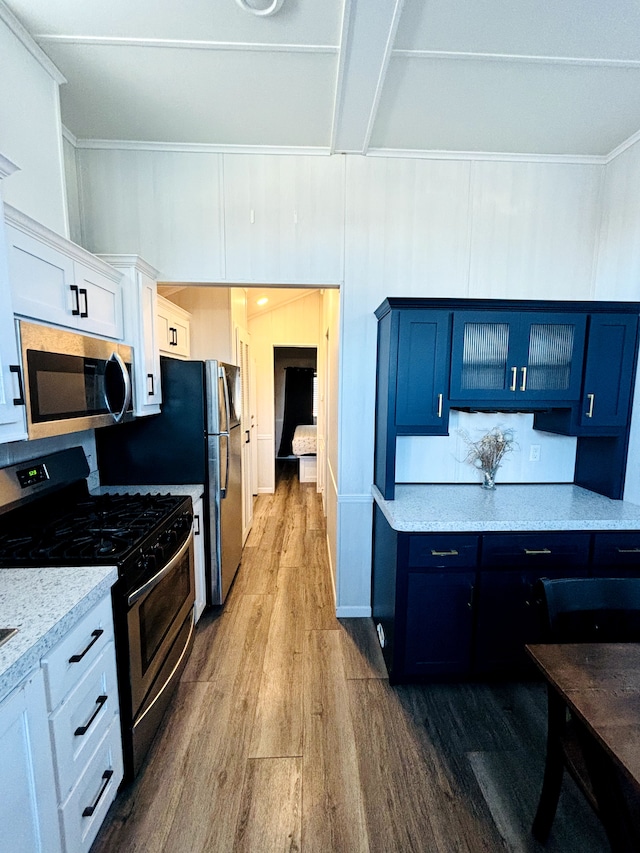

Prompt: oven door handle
xmin=127 ymin=533 xmax=192 ymax=607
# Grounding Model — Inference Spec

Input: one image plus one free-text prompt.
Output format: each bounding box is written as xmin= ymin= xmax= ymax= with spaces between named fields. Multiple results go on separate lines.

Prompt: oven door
xmin=126 ymin=532 xmax=195 ymax=719
xmin=18 ymin=320 xmax=133 ymax=439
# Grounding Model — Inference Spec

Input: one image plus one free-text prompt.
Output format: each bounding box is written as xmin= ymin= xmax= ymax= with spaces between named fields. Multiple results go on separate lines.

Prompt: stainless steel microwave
xmin=18 ymin=320 xmax=134 ymax=439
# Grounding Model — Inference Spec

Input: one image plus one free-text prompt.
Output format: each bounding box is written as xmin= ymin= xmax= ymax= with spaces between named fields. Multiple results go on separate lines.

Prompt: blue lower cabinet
xmin=373 ymin=518 xmax=640 ymax=682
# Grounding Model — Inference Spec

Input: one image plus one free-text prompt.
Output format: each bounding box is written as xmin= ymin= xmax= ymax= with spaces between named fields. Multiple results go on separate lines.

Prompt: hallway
xmin=91 ymin=465 xmax=606 ymax=852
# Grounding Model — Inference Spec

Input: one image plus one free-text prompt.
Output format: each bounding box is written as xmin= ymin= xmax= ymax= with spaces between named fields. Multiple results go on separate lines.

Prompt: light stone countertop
xmin=92 ymin=483 xmax=204 ymax=505
xmin=373 ymin=483 xmax=640 ymax=533
xmin=0 ymin=565 xmax=118 ymax=703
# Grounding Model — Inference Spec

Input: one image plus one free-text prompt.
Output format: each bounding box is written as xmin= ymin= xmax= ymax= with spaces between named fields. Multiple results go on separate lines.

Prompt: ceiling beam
xmin=331 ymin=0 xmax=405 ymax=154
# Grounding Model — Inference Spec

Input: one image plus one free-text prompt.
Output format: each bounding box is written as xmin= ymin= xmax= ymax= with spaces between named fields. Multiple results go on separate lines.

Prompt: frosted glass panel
xmin=460 ymin=323 xmax=509 ymax=390
xmin=527 ymin=324 xmax=574 ymax=391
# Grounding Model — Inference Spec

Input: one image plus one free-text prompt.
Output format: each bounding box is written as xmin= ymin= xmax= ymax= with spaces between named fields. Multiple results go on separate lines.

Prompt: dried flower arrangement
xmin=458 ymin=425 xmax=518 ymax=489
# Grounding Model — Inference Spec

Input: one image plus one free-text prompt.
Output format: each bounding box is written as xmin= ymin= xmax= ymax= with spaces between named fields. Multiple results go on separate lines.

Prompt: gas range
xmin=0 ymin=448 xmax=192 ymax=592
xmin=0 ymin=446 xmax=196 ymax=781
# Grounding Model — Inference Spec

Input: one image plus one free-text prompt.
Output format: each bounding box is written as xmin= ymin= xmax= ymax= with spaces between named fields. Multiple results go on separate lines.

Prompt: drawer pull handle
xmin=510 ymin=366 xmax=517 ymax=392
xmin=437 ymin=393 xmax=443 ymax=418
xmin=520 ymin=366 xmax=527 ymax=392
xmin=82 ymin=769 xmax=114 ymax=818
xmin=74 ymin=695 xmax=108 ymax=736
xmin=69 ymin=628 xmax=104 ymax=663
xmin=523 ymin=548 xmax=551 ymax=555
xmin=617 ymin=548 xmax=640 ymax=554
xmin=431 ymin=549 xmax=459 ymax=557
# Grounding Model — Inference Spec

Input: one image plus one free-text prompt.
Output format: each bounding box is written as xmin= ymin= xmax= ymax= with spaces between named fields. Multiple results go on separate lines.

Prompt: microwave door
xmin=104 ymin=352 xmax=132 ymax=422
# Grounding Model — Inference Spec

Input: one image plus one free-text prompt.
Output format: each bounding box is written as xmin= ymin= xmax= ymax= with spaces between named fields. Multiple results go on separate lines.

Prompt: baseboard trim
xmin=336 ymin=605 xmax=372 ymax=618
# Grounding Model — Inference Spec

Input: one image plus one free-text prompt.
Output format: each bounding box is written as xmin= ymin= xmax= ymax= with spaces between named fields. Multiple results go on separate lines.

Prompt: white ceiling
xmin=5 ymin=0 xmax=640 ymax=158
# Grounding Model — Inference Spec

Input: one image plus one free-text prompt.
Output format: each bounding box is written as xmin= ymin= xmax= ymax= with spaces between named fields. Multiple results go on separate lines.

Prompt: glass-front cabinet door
xmin=450 ymin=311 xmax=586 ymax=402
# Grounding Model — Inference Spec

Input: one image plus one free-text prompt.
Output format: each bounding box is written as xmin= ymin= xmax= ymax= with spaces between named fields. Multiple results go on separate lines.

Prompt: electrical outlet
xmin=529 ymin=444 xmax=541 ymax=462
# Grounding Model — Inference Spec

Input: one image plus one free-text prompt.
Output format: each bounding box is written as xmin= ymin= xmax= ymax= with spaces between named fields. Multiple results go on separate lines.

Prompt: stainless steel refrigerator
xmin=95 ymin=356 xmax=243 ymax=604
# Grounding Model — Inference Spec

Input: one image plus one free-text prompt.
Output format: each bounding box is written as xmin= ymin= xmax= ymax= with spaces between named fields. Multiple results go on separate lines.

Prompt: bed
xmin=292 ymin=424 xmax=317 ymax=457
xmin=292 ymin=424 xmax=317 ymax=483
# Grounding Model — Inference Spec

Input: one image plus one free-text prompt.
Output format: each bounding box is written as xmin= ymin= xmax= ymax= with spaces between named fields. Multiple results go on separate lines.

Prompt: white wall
xmin=0 ymin=15 xmax=67 ymax=234
xmin=248 ymin=291 xmax=322 ymax=494
xmin=167 ymin=286 xmax=235 ymax=362
xmin=594 ymin=139 xmax=640 ymax=506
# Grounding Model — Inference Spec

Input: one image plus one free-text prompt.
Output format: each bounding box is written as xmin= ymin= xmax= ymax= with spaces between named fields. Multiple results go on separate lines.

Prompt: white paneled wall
xmin=0 ymin=19 xmax=67 ymax=235
xmin=223 ymin=154 xmax=345 ymax=284
xmin=595 ymin=142 xmax=640 ymax=301
xmin=469 ymin=161 xmax=602 ymax=299
xmin=78 ymin=148 xmax=225 ymax=281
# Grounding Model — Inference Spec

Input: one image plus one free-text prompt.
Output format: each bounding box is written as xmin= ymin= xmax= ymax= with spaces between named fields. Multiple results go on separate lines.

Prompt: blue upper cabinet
xmin=450 ymin=311 xmax=586 ymax=404
xmin=395 ymin=311 xmax=451 ymax=432
xmin=580 ymin=314 xmax=638 ymax=429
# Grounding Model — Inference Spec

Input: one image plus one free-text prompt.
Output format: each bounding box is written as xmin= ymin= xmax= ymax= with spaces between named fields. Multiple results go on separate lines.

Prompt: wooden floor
xmin=91 ymin=462 xmax=608 ymax=852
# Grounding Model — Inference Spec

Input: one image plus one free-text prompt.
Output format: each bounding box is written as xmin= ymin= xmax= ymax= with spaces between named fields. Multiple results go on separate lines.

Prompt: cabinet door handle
xmin=74 ymin=695 xmax=108 ymax=736
xmin=68 ymin=629 xmax=104 ymax=663
xmin=70 ymin=284 xmax=81 ymax=316
xmin=617 ymin=547 xmax=640 ymax=554
xmin=520 ymin=366 xmax=527 ymax=392
xmin=510 ymin=367 xmax=517 ymax=392
xmin=585 ymin=393 xmax=595 ymax=418
xmin=82 ymin=769 xmax=114 ymax=818
xmin=430 ymin=549 xmax=459 ymax=557
xmin=147 ymin=373 xmax=155 ymax=396
xmin=437 ymin=393 xmax=443 ymax=418
xmin=523 ymin=548 xmax=551 ymax=555
xmin=468 ymin=583 xmax=474 ymax=609
xmin=194 ymin=514 xmax=201 ymax=536
xmin=9 ymin=365 xmax=25 ymax=406
xmin=169 ymin=327 xmax=177 ymax=346
xmin=79 ymin=288 xmax=89 ymax=318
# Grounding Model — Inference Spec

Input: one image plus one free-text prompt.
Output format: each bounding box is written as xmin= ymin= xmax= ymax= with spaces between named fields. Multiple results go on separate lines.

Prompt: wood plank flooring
xmin=91 ymin=462 xmax=609 ymax=852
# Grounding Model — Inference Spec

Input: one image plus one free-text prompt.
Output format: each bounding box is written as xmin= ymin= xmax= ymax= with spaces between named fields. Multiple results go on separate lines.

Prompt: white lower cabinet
xmin=40 ymin=593 xmax=123 ymax=853
xmin=193 ymin=495 xmax=206 ymax=622
xmin=0 ymin=668 xmax=62 ymax=853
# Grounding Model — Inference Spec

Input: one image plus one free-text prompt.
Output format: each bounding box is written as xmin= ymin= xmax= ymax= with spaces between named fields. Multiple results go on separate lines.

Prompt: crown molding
xmin=0 ymin=2 xmax=66 ymax=83
xmin=75 ymin=138 xmax=333 ymax=156
xmin=366 ymin=147 xmax=607 ymax=165
xmin=393 ymin=48 xmax=640 ymax=69
xmin=61 ymin=124 xmax=78 ymax=147
xmin=0 ymin=153 xmax=20 ymax=180
xmin=605 ymin=128 xmax=640 ymax=163
xmin=35 ymin=34 xmax=337 ymax=54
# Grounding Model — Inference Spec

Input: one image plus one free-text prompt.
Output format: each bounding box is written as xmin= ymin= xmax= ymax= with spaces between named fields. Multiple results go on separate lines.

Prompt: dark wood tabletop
xmin=526 ymin=643 xmax=640 ymax=791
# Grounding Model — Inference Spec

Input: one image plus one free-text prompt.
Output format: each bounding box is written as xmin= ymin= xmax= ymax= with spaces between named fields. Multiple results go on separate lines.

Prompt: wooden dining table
xmin=527 ymin=642 xmax=640 ymax=852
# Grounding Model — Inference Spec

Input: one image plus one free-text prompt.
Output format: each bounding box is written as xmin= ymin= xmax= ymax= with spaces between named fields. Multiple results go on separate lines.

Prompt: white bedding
xmin=292 ymin=424 xmax=317 ymax=456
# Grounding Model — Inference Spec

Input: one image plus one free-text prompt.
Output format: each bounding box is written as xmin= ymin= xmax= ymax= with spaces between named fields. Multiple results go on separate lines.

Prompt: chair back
xmin=536 ymin=576 xmax=640 ymax=642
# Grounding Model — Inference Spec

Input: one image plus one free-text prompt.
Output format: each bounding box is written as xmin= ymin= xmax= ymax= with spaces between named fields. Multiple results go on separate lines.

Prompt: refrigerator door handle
xmin=219 ymin=365 xmax=231 ymax=434
xmin=220 ymin=431 xmax=230 ymax=498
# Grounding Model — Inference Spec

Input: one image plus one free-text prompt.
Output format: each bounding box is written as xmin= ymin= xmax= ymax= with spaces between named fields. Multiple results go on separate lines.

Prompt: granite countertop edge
xmin=0 ymin=566 xmax=118 ymax=704
xmin=372 ymin=483 xmax=640 ymax=533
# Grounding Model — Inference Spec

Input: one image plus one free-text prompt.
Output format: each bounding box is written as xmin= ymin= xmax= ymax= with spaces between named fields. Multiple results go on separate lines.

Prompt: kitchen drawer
xmin=42 ymin=595 xmax=114 ymax=710
xmin=58 ymin=719 xmax=123 ymax=853
xmin=592 ymin=532 xmax=640 ymax=574
xmin=480 ymin=533 xmax=591 ymax=569
xmin=49 ymin=642 xmax=119 ymax=801
xmin=407 ymin=535 xmax=479 ymax=569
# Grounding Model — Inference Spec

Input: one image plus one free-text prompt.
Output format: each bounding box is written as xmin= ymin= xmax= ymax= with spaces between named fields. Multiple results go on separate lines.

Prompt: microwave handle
xmin=106 ymin=352 xmax=132 ymax=423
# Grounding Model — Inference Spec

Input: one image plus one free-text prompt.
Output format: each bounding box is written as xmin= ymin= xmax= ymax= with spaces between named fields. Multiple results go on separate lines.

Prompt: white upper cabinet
xmin=98 ymin=255 xmax=163 ymax=416
xmin=223 ymin=154 xmax=345 ymax=284
xmin=157 ymin=294 xmax=191 ymax=359
xmin=0 ymin=209 xmax=27 ymax=443
xmin=5 ymin=205 xmax=124 ymax=340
